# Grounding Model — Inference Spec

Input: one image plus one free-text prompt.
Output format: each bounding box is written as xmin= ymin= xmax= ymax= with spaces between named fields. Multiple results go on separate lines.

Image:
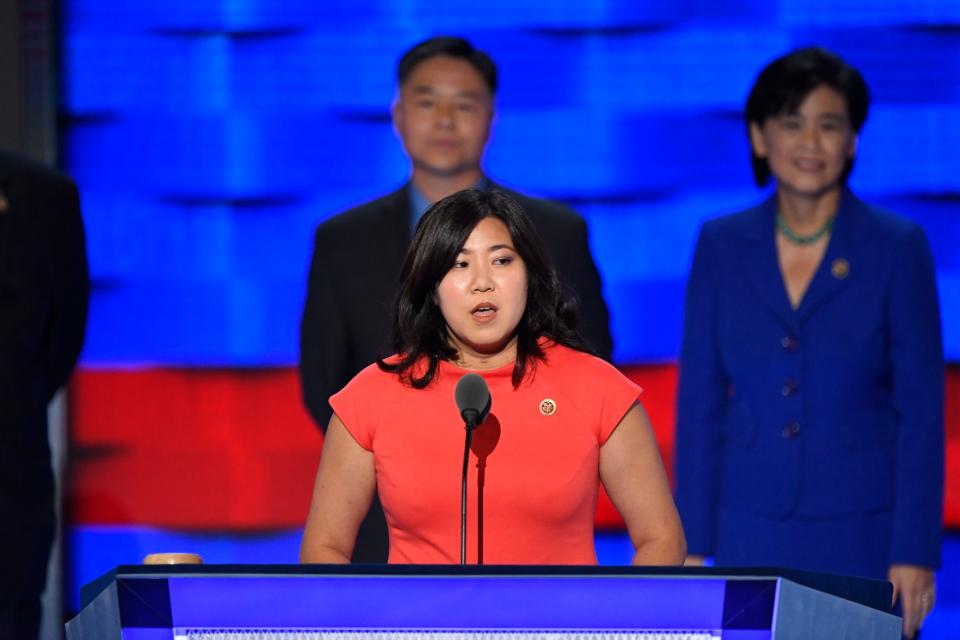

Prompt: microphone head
xmin=454 ymin=373 xmax=491 ymax=426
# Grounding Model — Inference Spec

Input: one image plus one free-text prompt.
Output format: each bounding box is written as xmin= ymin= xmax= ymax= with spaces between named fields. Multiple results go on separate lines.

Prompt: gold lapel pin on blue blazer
xmin=831 ymin=258 xmax=850 ymax=279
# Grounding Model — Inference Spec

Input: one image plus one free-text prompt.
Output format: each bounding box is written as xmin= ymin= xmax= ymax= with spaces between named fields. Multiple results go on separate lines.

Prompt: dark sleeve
xmin=44 ymin=177 xmax=89 ymax=399
xmin=673 ymin=224 xmax=727 ymax=556
xmin=555 ymin=213 xmax=613 ymax=361
xmin=887 ymin=225 xmax=944 ymax=568
xmin=299 ymin=226 xmax=349 ymax=432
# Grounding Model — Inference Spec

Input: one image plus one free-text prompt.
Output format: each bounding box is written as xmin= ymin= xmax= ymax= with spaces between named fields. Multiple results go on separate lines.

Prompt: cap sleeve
xmin=329 ymin=364 xmax=384 ymax=451
xmin=596 ymin=362 xmax=643 ymax=445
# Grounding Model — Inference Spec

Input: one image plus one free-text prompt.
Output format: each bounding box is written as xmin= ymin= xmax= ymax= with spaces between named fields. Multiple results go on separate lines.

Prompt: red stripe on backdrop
xmin=946 ymin=368 xmax=960 ymax=526
xmin=67 ymin=369 xmax=322 ymax=529
xmin=67 ymin=365 xmax=960 ymax=530
xmin=594 ymin=365 xmax=677 ymax=529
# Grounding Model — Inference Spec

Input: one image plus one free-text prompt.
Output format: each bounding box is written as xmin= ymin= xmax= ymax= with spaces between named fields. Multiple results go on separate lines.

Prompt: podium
xmin=66 ymin=565 xmax=901 ymax=640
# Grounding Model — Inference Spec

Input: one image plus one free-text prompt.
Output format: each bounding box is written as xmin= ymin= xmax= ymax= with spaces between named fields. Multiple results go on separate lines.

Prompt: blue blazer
xmin=674 ymin=190 xmax=944 ymax=570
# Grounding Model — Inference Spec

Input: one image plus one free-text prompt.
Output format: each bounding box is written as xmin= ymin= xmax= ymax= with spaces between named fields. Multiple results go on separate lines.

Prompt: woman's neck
xmin=450 ymin=336 xmax=518 ymax=371
xmin=776 ymin=187 xmax=841 ymax=234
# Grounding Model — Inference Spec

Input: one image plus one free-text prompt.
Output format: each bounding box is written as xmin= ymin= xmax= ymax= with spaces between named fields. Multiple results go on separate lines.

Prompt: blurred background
xmin=2 ymin=0 xmax=958 ymax=637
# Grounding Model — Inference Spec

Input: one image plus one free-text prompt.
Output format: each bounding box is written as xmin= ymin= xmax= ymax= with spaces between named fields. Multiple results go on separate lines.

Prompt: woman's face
xmin=436 ymin=216 xmax=528 ymax=366
xmin=750 ymin=84 xmax=858 ymax=199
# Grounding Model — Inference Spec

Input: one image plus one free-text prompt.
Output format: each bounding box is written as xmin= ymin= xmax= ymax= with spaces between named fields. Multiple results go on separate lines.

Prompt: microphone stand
xmin=460 ymin=412 xmax=478 ymax=565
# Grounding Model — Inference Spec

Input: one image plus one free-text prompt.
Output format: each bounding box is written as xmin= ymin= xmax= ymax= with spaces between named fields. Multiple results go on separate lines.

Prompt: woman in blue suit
xmin=674 ymin=48 xmax=943 ymax=638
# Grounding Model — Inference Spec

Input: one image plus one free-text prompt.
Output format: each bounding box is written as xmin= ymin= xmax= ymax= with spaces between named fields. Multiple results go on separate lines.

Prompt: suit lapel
xmin=737 ymin=197 xmax=799 ymax=332
xmin=377 ymin=185 xmax=414 ymax=269
xmin=796 ymin=190 xmax=864 ymax=323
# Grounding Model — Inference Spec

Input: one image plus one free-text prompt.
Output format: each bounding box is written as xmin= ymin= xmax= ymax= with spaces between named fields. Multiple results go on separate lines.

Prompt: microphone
xmin=454 ymin=373 xmax=492 ymax=565
xmin=455 ymin=373 xmax=491 ymax=429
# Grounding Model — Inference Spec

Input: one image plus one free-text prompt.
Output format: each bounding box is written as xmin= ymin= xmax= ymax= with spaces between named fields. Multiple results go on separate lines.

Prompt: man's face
xmin=393 ymin=55 xmax=494 ymax=181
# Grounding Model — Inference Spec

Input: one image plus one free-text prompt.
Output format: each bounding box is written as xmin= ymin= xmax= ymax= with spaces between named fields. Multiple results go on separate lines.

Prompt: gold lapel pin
xmin=539 ymin=398 xmax=557 ymax=416
xmin=831 ymin=258 xmax=849 ymax=280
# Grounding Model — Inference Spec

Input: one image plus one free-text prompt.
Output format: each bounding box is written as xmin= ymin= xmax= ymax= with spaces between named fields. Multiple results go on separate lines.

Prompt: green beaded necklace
xmin=776 ymin=213 xmax=835 ymax=245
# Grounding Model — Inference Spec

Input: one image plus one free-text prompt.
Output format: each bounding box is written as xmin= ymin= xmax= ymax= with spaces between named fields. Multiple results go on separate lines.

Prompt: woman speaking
xmin=301 ymin=188 xmax=685 ymax=566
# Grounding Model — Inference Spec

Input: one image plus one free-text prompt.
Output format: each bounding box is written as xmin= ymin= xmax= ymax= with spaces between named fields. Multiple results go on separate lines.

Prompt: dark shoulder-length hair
xmin=745 ymin=46 xmax=870 ymax=186
xmin=377 ymin=188 xmax=591 ymax=388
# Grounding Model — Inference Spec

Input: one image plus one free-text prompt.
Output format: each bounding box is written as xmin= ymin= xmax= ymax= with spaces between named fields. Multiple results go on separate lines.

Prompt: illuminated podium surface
xmin=66 ymin=565 xmax=901 ymax=640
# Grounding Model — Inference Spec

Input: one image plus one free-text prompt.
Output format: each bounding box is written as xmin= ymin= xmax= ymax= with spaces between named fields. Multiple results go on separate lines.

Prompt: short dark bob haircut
xmin=746 ymin=47 xmax=870 ymax=186
xmin=397 ymin=36 xmax=497 ymax=95
xmin=378 ymin=189 xmax=590 ymax=388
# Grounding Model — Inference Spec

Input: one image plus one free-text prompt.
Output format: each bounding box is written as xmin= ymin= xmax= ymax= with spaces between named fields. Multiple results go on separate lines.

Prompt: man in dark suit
xmin=299 ymin=36 xmax=612 ymax=562
xmin=0 ymin=150 xmax=89 ymax=638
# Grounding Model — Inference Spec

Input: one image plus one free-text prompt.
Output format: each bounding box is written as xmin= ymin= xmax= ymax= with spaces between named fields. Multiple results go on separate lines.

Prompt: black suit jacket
xmin=298 ymin=183 xmax=612 ymax=561
xmin=0 ymin=151 xmax=89 ymax=604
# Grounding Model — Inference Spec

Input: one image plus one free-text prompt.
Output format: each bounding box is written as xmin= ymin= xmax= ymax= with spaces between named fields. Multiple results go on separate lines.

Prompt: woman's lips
xmin=471 ymin=303 xmax=497 ymax=322
xmin=794 ymin=157 xmax=824 ymax=172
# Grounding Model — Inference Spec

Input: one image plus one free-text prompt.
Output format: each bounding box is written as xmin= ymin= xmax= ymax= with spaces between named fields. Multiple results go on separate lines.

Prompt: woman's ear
xmin=749 ymin=122 xmax=768 ymax=158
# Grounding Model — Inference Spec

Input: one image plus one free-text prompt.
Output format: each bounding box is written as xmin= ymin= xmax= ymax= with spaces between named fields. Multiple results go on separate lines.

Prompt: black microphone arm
xmin=454 ymin=373 xmax=491 ymax=565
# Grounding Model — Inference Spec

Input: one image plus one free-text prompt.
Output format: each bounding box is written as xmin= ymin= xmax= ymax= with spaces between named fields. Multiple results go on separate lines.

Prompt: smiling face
xmin=392 ymin=55 xmax=493 ymax=184
xmin=436 ymin=216 xmax=528 ymax=368
xmin=750 ymin=84 xmax=858 ymax=199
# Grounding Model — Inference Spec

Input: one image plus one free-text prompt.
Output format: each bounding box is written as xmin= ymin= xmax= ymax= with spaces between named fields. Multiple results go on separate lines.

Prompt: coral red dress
xmin=331 ymin=341 xmax=640 ymax=564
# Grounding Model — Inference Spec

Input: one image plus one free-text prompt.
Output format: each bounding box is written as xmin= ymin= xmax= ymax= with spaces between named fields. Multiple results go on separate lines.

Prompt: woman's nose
xmin=799 ymin=124 xmax=821 ymax=148
xmin=471 ymin=266 xmax=494 ymax=292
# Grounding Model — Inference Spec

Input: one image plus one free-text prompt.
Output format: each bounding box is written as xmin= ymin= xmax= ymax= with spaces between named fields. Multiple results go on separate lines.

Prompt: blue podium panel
xmin=66 ymin=566 xmax=900 ymax=640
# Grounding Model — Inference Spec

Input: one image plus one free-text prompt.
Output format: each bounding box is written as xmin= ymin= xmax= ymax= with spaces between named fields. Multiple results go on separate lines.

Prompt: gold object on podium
xmin=142 ymin=553 xmax=203 ymax=565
